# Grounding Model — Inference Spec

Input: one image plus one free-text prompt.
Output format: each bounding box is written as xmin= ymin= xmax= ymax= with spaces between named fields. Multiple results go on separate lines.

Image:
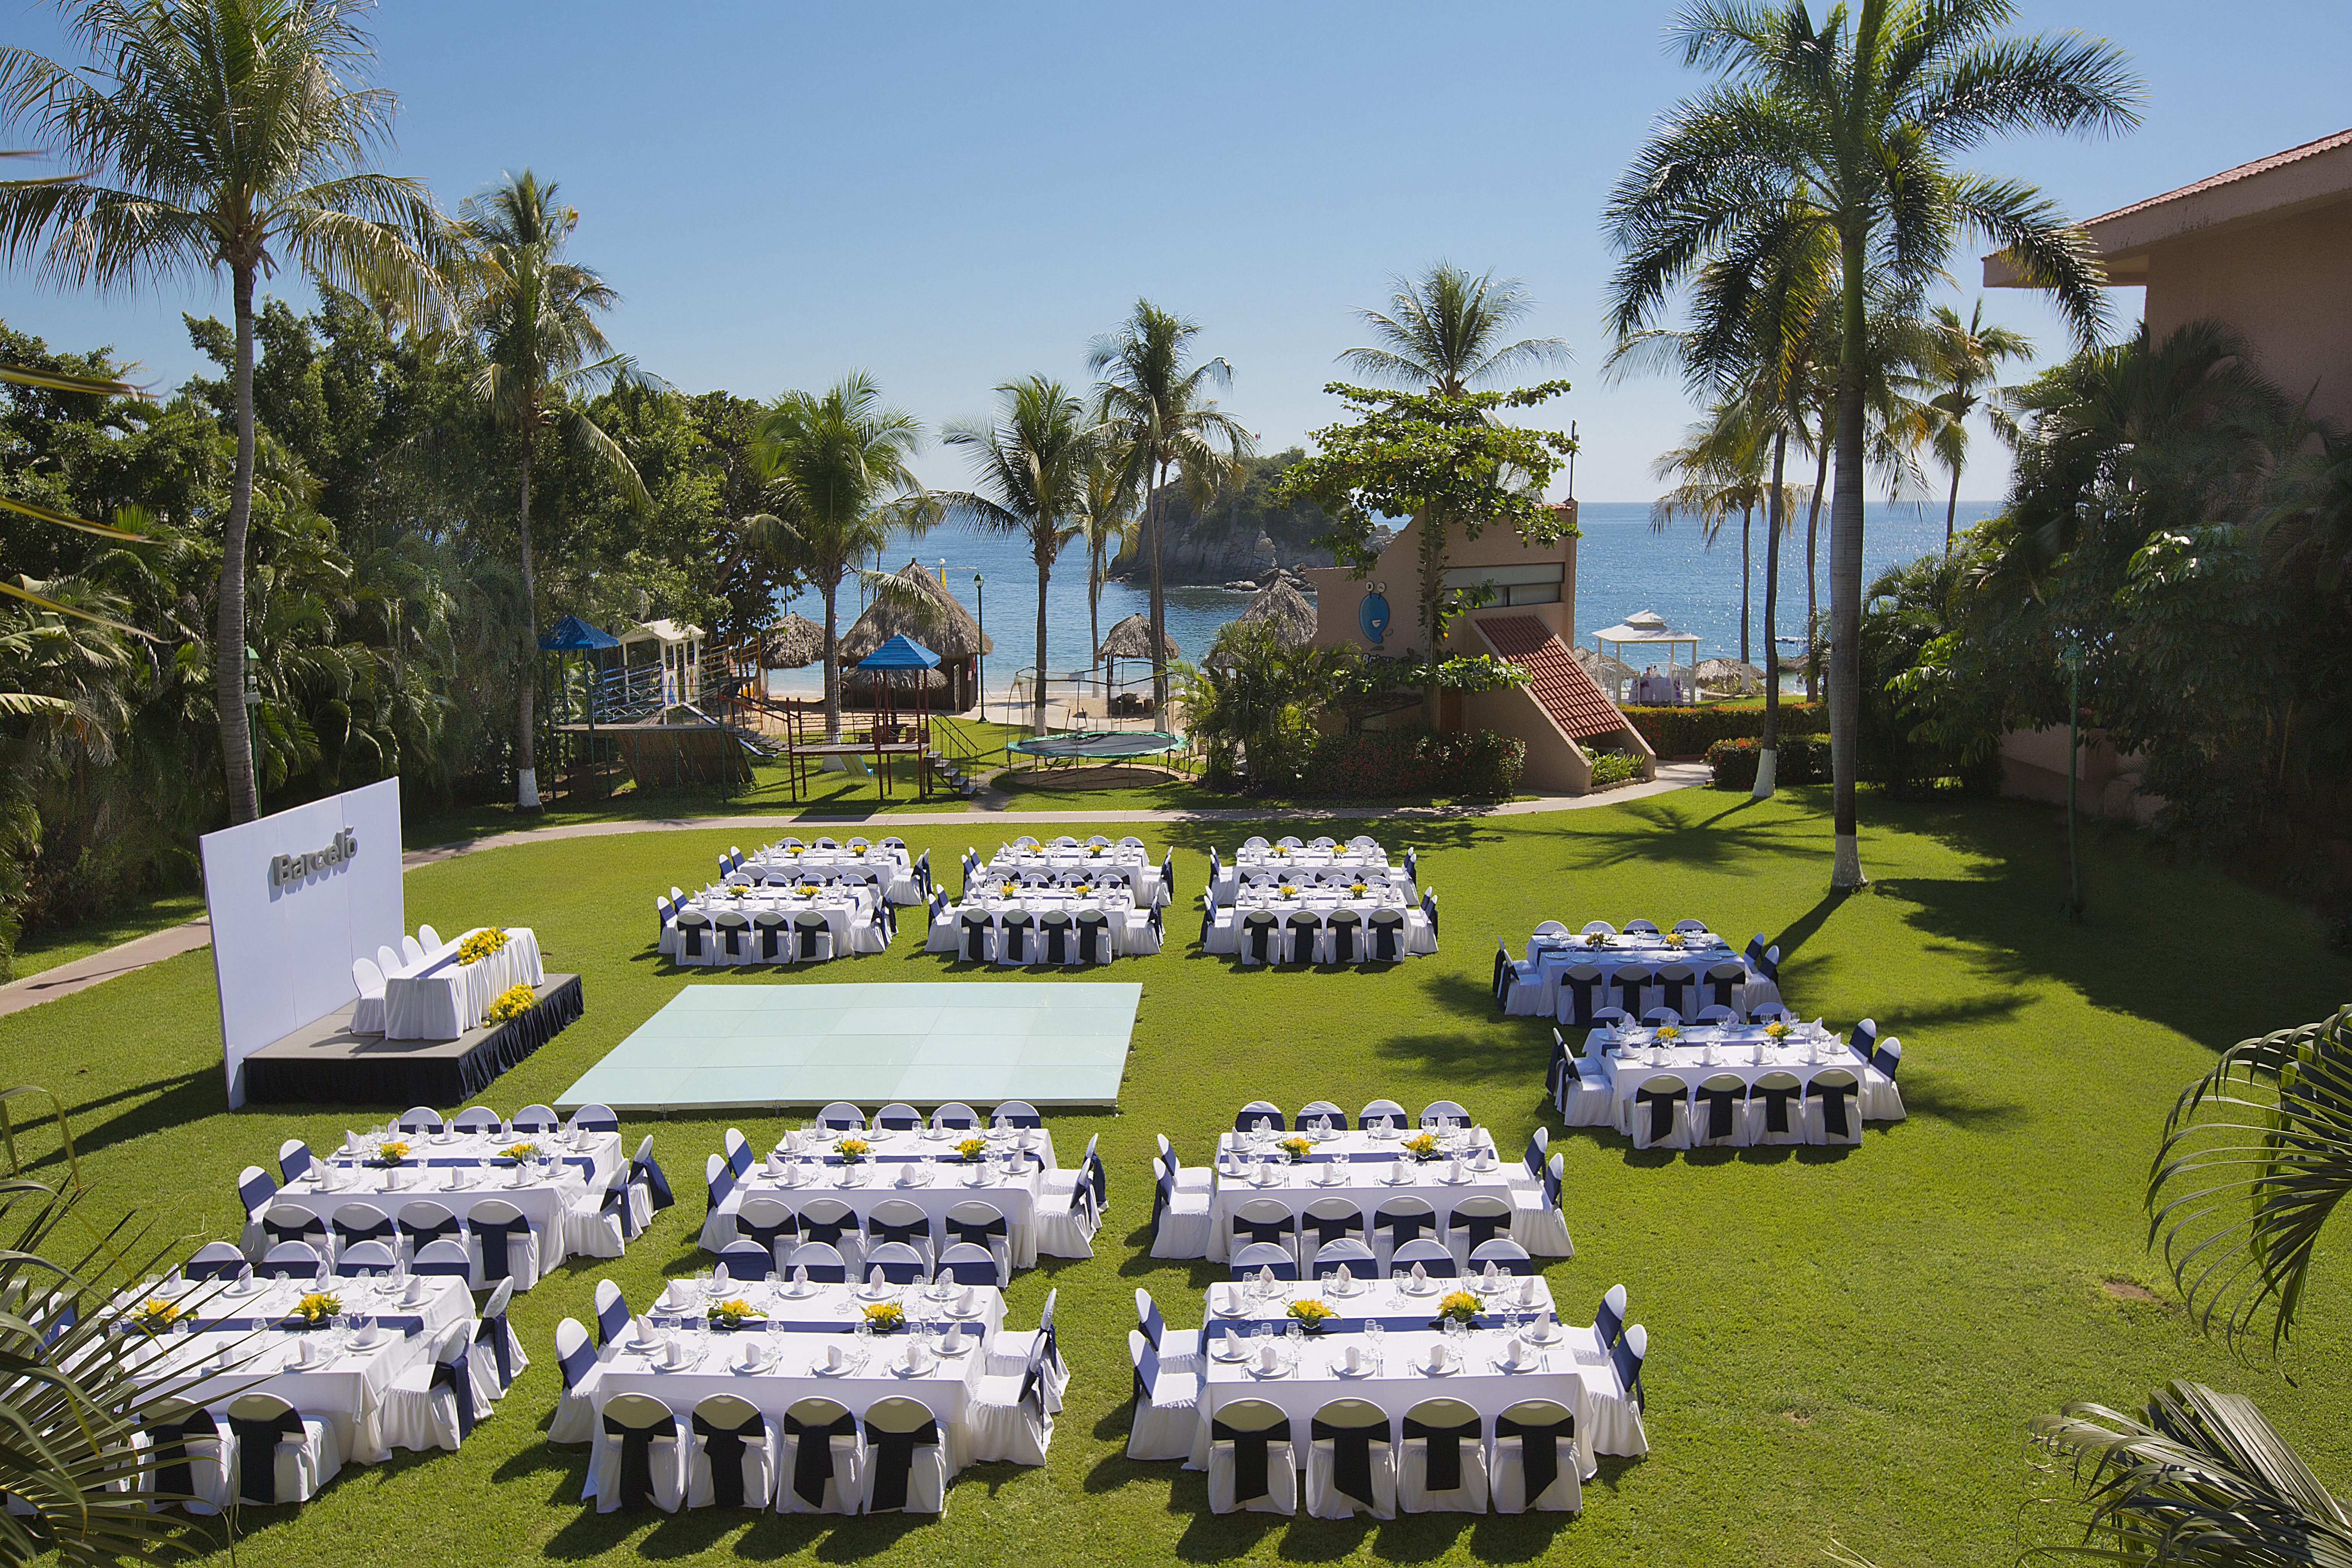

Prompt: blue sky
xmin=6 ymin=0 xmax=2347 ymax=500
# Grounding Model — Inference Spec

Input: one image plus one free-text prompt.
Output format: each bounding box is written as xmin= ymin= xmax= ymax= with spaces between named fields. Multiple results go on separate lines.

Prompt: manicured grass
xmin=8 ymin=788 xmax=2352 ymax=1566
xmin=986 ymin=764 xmax=1534 ymax=815
xmin=6 ymin=889 xmax=207 ymax=980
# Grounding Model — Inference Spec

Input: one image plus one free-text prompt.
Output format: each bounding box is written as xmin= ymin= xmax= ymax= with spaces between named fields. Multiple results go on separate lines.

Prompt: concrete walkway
xmin=0 ymin=761 xmax=1710 ymax=1019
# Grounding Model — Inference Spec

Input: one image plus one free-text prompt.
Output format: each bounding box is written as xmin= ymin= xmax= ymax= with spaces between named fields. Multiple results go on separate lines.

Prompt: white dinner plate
xmin=1498 ymin=1354 xmax=1544 ymax=1374
xmin=1247 ymin=1361 xmax=1290 ymax=1380
xmin=1211 ymin=1342 xmax=1251 ymax=1363
xmin=1333 ymin=1361 xmax=1378 ymax=1379
xmin=934 ymin=1338 xmax=973 ymax=1357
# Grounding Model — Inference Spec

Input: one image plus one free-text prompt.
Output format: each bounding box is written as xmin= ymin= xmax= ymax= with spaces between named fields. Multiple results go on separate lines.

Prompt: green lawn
xmin=5 ymin=889 xmax=207 ymax=980
xmin=8 ymin=787 xmax=2350 ymax=1566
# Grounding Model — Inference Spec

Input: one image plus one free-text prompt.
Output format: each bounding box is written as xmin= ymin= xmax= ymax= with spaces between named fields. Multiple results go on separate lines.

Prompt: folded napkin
xmin=237 ymin=1263 xmax=255 ymax=1285
xmin=940 ymin=1322 xmax=964 ymax=1354
xmin=1344 ymin=1343 xmax=1364 ymax=1372
xmin=636 ymin=1314 xmax=658 ymax=1344
xmin=867 ymin=1265 xmax=887 ymax=1291
xmin=737 ymin=1339 xmax=762 ymax=1371
xmin=1449 ymin=1156 xmax=1466 ymax=1182
xmin=823 ymin=1341 xmax=846 ymax=1370
xmin=343 ymin=1130 xmax=361 ymax=1155
xmin=713 ymin=1263 xmax=731 ymax=1288
xmin=763 ymin=1152 xmax=784 ymax=1177
xmin=1505 ymin=1334 xmax=1527 ymax=1367
xmin=1258 ymin=1344 xmax=1279 ymax=1373
xmin=402 ymin=1278 xmax=428 ymax=1306
xmin=907 ymin=1340 xmax=935 ymax=1374
xmin=1333 ymin=1264 xmax=1352 ymax=1290
xmin=1516 ymin=1274 xmax=1538 ymax=1305
xmin=1483 ymin=1260 xmax=1501 ymax=1289
xmin=1257 ymin=1265 xmax=1277 ymax=1293
xmin=1223 ymin=1326 xmax=1241 ymax=1357
xmin=1411 ymin=1261 xmax=1428 ymax=1286
xmin=959 ymin=1285 xmax=977 ymax=1314
xmin=895 ymin=1165 xmax=919 ymax=1187
xmin=1392 ymin=1157 xmax=1408 ymax=1184
xmin=792 ymin=1264 xmax=809 ymax=1291
xmin=1426 ymin=1342 xmax=1448 ymax=1372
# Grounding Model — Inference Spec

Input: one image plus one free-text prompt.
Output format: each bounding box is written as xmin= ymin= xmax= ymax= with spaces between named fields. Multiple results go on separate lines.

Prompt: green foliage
xmin=1705 ymin=734 xmax=1828 ymax=790
xmin=1621 ymin=701 xmax=1823 ymax=758
xmin=1109 ymin=448 xmax=1329 ymax=572
xmin=1173 ymin=619 xmax=1332 ymax=789
xmin=1297 ymin=728 xmax=1527 ymax=800
xmin=1588 ymin=748 xmax=1641 ymax=787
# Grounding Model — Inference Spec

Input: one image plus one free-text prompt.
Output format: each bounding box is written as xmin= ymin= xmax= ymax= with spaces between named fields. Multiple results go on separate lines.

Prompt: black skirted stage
xmin=240 ymin=974 xmax=583 ymax=1106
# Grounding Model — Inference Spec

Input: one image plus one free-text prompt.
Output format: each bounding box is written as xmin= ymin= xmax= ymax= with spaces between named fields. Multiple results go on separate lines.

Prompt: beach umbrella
xmin=1233 ymin=577 xmax=1317 ymax=647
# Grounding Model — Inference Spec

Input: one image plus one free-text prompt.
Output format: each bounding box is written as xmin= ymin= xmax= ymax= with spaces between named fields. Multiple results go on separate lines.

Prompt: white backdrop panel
xmin=200 ymin=777 xmax=405 ymax=1107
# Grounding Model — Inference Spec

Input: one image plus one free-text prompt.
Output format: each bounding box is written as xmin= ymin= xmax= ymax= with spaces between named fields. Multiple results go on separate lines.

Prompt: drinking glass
xmin=1364 ymin=1320 xmax=1385 ymax=1364
xmin=695 ymin=1267 xmax=714 ymax=1297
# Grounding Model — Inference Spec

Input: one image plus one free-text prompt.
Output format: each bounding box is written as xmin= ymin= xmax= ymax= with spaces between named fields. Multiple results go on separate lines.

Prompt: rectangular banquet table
xmin=1589 ymin=1021 xmax=1869 ymax=1130
xmin=1206 ymin=893 xmax=1434 ymax=959
xmin=741 ymin=845 xmax=920 ymax=904
xmin=663 ymin=884 xmax=883 ymax=958
xmin=382 ymin=926 xmax=545 ymax=1040
xmin=983 ymin=846 xmax=1166 ymax=906
xmin=700 ymin=1125 xmax=1059 ymax=1267
xmin=109 ymin=1275 xmax=472 ymax=1464
xmin=254 ymin=1129 xmax=622 ymax=1272
xmin=1205 ymin=1129 xmax=1511 ymax=1262
xmin=1522 ymin=931 xmax=1749 ymax=1017
xmin=584 ymin=1278 xmax=1002 ymax=1476
xmin=926 ymin=893 xmax=1160 ymax=958
xmin=1214 ymin=848 xmax=1396 ymax=902
xmin=1189 ymin=1272 xmax=1624 ymax=1470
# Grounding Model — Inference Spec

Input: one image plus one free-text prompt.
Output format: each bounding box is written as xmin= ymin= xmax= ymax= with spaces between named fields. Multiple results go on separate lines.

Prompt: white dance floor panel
xmin=556 ymin=982 xmax=1140 ymax=1111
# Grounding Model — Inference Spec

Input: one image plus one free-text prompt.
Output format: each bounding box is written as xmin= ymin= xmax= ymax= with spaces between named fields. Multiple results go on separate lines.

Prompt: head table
xmin=381 ymin=926 xmax=545 ymax=1041
xmin=249 ymin=1127 xmax=622 ymax=1272
xmin=583 ymin=1275 xmax=1007 ymax=1477
xmin=664 ymin=883 xmax=884 ymax=959
xmin=1187 ymin=1269 xmax=1633 ymax=1470
xmin=700 ymin=1124 xmax=1060 ymax=1269
xmin=1202 ymin=1124 xmax=1511 ymax=1262
xmin=102 ymin=1274 xmax=473 ymax=1464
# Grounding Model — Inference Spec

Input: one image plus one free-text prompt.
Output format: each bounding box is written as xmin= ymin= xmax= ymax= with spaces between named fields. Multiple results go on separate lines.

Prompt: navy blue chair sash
xmin=1404 ymin=1414 xmax=1480 ymax=1492
xmin=1243 ymin=913 xmax=1277 ymax=965
xmin=599 ymin=1179 xmax=640 ymax=1239
xmin=229 ymin=1408 xmax=301 ymax=1505
xmin=694 ymin=1410 xmax=762 ymax=1507
xmin=149 ymin=1408 xmax=216 ymax=1500
xmin=1455 ymin=1210 xmax=1512 ymax=1251
xmin=866 ymin=1419 xmax=939 ymax=1512
xmin=868 ymin=1218 xmax=927 ymax=1249
xmin=431 ymin=1344 xmax=476 ymax=1439
xmin=943 ymin=1213 xmax=1008 ymax=1250
xmin=263 ymin=1213 xmax=325 ymax=1246
xmin=1756 ymin=1085 xmax=1801 ymax=1135
xmin=1563 ymin=973 xmax=1602 ymax=1028
xmin=1496 ymin=1411 xmax=1575 ymax=1502
xmin=962 ymin=913 xmax=993 ymax=961
xmin=1231 ymin=1214 xmax=1289 ymax=1248
xmin=1695 ymin=1085 xmax=1740 ymax=1140
xmin=603 ymin=1410 xmax=672 ymax=1512
xmin=786 ymin=1411 xmax=856 ymax=1508
xmin=634 ymin=1152 xmax=676 ymax=1210
xmin=186 ymin=1255 xmax=243 ymax=1282
xmin=477 ymin=1313 xmax=514 ymax=1387
xmin=1634 ymin=1088 xmax=1679 ymax=1143
xmin=469 ymin=1214 xmax=531 ymax=1284
xmin=740 ymin=1212 xmax=797 ymax=1253
xmin=399 ymin=1212 xmax=462 ymax=1250
xmin=800 ymin=1214 xmax=855 ymax=1248
xmin=1810 ymin=1079 xmax=1858 ymax=1138
xmin=1369 ymin=911 xmax=1405 ymax=962
xmin=1300 ymin=1211 xmax=1361 ymax=1249
xmin=333 ymin=1214 xmax=394 ymax=1248
xmin=1311 ymin=1417 xmax=1387 ymax=1510
xmin=1375 ymin=1209 xmax=1433 ymax=1248
xmin=1213 ymin=1417 xmax=1288 ymax=1503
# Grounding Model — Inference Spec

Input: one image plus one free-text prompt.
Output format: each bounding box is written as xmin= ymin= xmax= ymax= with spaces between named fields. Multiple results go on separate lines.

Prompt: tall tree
xmin=746 ymin=372 xmax=925 ymax=741
xmin=938 ymin=376 xmax=1097 ymax=737
xmin=1340 ymin=262 xmax=1570 ymax=398
xmin=1078 ymin=444 xmax=1138 ymax=701
xmin=1923 ymin=299 xmax=2031 ymax=550
xmin=1088 ymin=301 xmax=1253 ymax=712
xmin=0 ymin=0 xmax=441 ymax=823
xmin=450 ymin=170 xmax=645 ymax=810
xmin=1606 ymin=0 xmax=2137 ymax=887
xmin=1646 ymin=407 xmax=1766 ymax=666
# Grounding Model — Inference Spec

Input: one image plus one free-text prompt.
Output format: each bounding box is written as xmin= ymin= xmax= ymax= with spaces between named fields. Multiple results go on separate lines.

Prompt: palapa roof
xmin=840 ymin=560 xmax=991 ymax=662
xmin=1233 ymin=577 xmax=1316 ymax=647
xmin=1571 ymin=644 xmax=1637 ymax=683
xmin=761 ymin=612 xmax=823 ymax=669
xmin=1694 ymin=657 xmax=1764 ymax=694
xmin=1095 ymin=612 xmax=1182 ymax=663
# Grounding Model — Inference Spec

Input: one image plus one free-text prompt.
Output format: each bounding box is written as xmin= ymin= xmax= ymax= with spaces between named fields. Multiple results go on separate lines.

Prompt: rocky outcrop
xmin=1109 ymin=448 xmax=1355 ymax=586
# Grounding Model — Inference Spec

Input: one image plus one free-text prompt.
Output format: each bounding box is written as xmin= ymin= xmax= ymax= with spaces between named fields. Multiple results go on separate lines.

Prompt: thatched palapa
xmin=1094 ymin=612 xmax=1182 ymax=664
xmin=840 ymin=560 xmax=992 ymax=662
xmin=1233 ymin=577 xmax=1316 ymax=647
xmin=761 ymin=612 xmax=823 ymax=669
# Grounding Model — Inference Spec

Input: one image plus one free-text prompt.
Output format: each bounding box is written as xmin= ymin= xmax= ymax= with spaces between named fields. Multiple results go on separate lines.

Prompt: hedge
xmin=1705 ymin=734 xmax=1830 ymax=790
xmin=1622 ymin=701 xmax=1824 ymax=758
xmin=1296 ymin=729 xmax=1527 ymax=800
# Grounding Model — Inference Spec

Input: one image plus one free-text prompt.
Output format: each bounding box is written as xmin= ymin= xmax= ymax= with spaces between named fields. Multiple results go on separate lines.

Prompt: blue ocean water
xmin=763 ymin=500 xmax=2000 ymax=697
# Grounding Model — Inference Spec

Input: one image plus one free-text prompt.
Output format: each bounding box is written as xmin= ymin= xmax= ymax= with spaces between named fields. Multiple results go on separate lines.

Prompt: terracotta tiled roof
xmin=2087 ymin=127 xmax=2352 ymax=226
xmin=1475 ymin=615 xmax=1626 ymax=742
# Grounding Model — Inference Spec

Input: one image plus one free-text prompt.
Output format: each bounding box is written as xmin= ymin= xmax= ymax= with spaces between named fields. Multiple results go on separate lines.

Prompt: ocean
xmin=761 ymin=499 xmax=2001 ymax=699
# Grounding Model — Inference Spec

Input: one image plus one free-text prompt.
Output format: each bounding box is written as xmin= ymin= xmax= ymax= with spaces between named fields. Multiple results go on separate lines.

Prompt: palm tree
xmin=747 ymin=373 xmax=926 ymax=742
xmin=938 ymin=377 xmax=1098 ymax=737
xmin=1078 ymin=446 xmax=1138 ymax=704
xmin=0 ymin=0 xmax=441 ymax=825
xmin=450 ymin=171 xmax=646 ymax=810
xmin=1341 ymin=263 xmax=1570 ymax=397
xmin=1606 ymin=0 xmax=2138 ymax=888
xmin=1088 ymin=302 xmax=1254 ymax=712
xmin=1648 ymin=407 xmax=1767 ymax=666
xmin=1924 ymin=300 xmax=2032 ymax=550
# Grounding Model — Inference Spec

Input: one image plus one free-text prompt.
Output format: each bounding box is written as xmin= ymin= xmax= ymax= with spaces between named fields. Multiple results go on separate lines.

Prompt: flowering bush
xmin=1706 ymin=734 xmax=1829 ymax=789
xmin=1622 ymin=702 xmax=1824 ymax=758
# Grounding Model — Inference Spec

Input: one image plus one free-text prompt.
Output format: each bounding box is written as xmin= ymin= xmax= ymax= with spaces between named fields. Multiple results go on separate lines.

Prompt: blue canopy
xmin=855 ymin=634 xmax=941 ymax=671
xmin=539 ymin=614 xmax=619 ymax=652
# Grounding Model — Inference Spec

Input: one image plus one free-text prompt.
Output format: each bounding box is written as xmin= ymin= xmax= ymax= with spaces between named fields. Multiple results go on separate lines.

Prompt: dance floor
xmin=554 ymin=981 xmax=1140 ymax=1112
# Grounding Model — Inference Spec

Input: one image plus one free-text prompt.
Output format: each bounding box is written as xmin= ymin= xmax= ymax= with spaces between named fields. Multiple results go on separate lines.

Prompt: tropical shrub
xmin=1295 ymin=729 xmax=1526 ymax=800
xmin=1589 ymin=749 xmax=1642 ymax=787
xmin=1706 ymin=734 xmax=1828 ymax=790
xmin=1620 ymin=702 xmax=1823 ymax=757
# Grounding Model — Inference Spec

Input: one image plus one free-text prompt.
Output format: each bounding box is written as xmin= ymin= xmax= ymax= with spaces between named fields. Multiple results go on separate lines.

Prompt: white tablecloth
xmin=926 ymin=894 xmax=1160 ymax=959
xmin=382 ymin=926 xmax=545 ymax=1040
xmin=1207 ymin=895 xmax=1433 ymax=959
xmin=258 ymin=1129 xmax=621 ymax=1270
xmin=1189 ymin=1273 xmax=1627 ymax=1468
xmin=742 ymin=845 xmax=920 ymax=905
xmin=1216 ymin=848 xmax=1395 ymax=903
xmin=700 ymin=1126 xmax=1058 ymax=1268
xmin=985 ymin=846 xmax=1166 ymax=907
xmin=664 ymin=885 xmax=883 ymax=959
xmin=585 ymin=1278 xmax=1000 ymax=1475
xmin=1205 ymin=1129 xmax=1511 ymax=1262
xmin=1526 ymin=933 xmax=1757 ymax=1019
xmin=1592 ymin=1022 xmax=1867 ymax=1130
xmin=111 ymin=1276 xmax=472 ymax=1464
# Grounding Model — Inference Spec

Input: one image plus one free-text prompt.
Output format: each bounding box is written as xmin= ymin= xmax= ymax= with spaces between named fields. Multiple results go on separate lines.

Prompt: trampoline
xmin=1005 ymin=730 xmax=1183 ymax=761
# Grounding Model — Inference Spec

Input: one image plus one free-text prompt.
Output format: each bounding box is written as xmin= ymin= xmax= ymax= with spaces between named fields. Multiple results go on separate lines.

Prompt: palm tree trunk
xmin=1740 ymin=503 xmax=1753 ymax=666
xmin=1829 ymin=234 xmax=1870 ymax=888
xmin=215 ymin=263 xmax=261 ymax=824
xmin=1944 ymin=464 xmax=1962 ymax=552
xmin=515 ymin=436 xmax=540 ymax=810
xmin=1087 ymin=542 xmax=1102 ymax=704
xmin=1147 ymin=458 xmax=1168 ymax=713
xmin=822 ymin=569 xmax=841 ymax=743
xmin=1805 ymin=413 xmax=1829 ymax=704
xmin=1033 ymin=546 xmax=1051 ymax=738
xmin=1755 ymin=432 xmax=1787 ymax=801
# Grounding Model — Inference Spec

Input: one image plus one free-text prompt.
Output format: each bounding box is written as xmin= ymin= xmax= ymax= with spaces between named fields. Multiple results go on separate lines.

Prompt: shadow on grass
xmin=24 ymin=1066 xmax=223 ymax=1173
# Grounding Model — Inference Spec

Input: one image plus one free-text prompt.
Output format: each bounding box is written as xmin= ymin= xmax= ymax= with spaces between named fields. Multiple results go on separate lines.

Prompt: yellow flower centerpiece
xmin=861 ymin=1300 xmax=905 ymax=1333
xmin=484 ymin=983 xmax=536 ymax=1026
xmin=1001 ymin=881 xmax=1019 ymax=898
xmin=797 ymin=884 xmax=819 ymax=897
xmin=131 ymin=1298 xmax=186 ymax=1335
xmin=1664 ymin=931 xmax=1689 ymax=949
xmin=292 ymin=1290 xmax=342 ymax=1328
xmin=726 ymin=884 xmax=750 ymax=898
xmin=955 ymin=1136 xmax=988 ymax=1163
xmin=1349 ymin=882 xmax=1368 ymax=897
xmin=838 ymin=1137 xmax=871 ymax=1165
xmin=1764 ymin=1020 xmax=1793 ymax=1042
xmin=1278 ymin=1135 xmax=1313 ymax=1162
xmin=1401 ymin=1132 xmax=1440 ymax=1162
xmin=496 ymin=1140 xmax=541 ymax=1165
xmin=455 ymin=928 xmax=508 ymax=966
xmin=367 ymin=1139 xmax=410 ymax=1168
xmin=1584 ymin=931 xmax=1609 ymax=948
xmin=1286 ymin=1298 xmax=1336 ymax=1333
xmin=1073 ymin=883 xmax=1092 ymax=897
xmin=1435 ymin=1289 xmax=1481 ymax=1326
xmin=708 ymin=1297 xmax=756 ymax=1331
xmin=1278 ymin=884 xmax=1298 ymax=899
xmin=1655 ymin=1024 xmax=1682 ymax=1044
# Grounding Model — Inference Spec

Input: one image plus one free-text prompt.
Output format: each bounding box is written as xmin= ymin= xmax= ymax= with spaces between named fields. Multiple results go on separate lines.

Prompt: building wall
xmin=2141 ymin=200 xmax=2352 ymax=427
xmin=1301 ymin=504 xmax=1580 ymax=660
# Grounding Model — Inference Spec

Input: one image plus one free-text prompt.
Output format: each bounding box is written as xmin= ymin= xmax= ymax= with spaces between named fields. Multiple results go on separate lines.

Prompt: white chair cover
xmin=966 ymin=1366 xmax=1052 ymax=1465
xmin=589 ymin=1396 xmax=685 ymax=1514
xmin=133 ymin=1410 xmax=230 ymax=1515
xmin=685 ymin=1400 xmax=780 ymax=1509
xmin=1124 ymin=1331 xmax=1199 ymax=1462
xmin=1305 ymin=1411 xmax=1397 ymax=1520
xmin=547 ymin=1318 xmax=598 ymax=1445
xmin=1207 ymin=1412 xmax=1298 ymax=1514
xmin=382 ymin=1321 xmax=487 ymax=1452
xmin=1397 ymin=1402 xmax=1490 ymax=1514
xmin=859 ymin=1399 xmax=947 ymax=1515
xmin=225 ymin=1396 xmax=343 ymax=1506
xmin=777 ymin=1405 xmax=862 ymax=1514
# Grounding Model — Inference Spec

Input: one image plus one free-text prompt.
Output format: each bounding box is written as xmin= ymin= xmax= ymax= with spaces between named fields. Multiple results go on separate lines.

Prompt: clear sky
xmin=5 ymin=0 xmax=2347 ymax=500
